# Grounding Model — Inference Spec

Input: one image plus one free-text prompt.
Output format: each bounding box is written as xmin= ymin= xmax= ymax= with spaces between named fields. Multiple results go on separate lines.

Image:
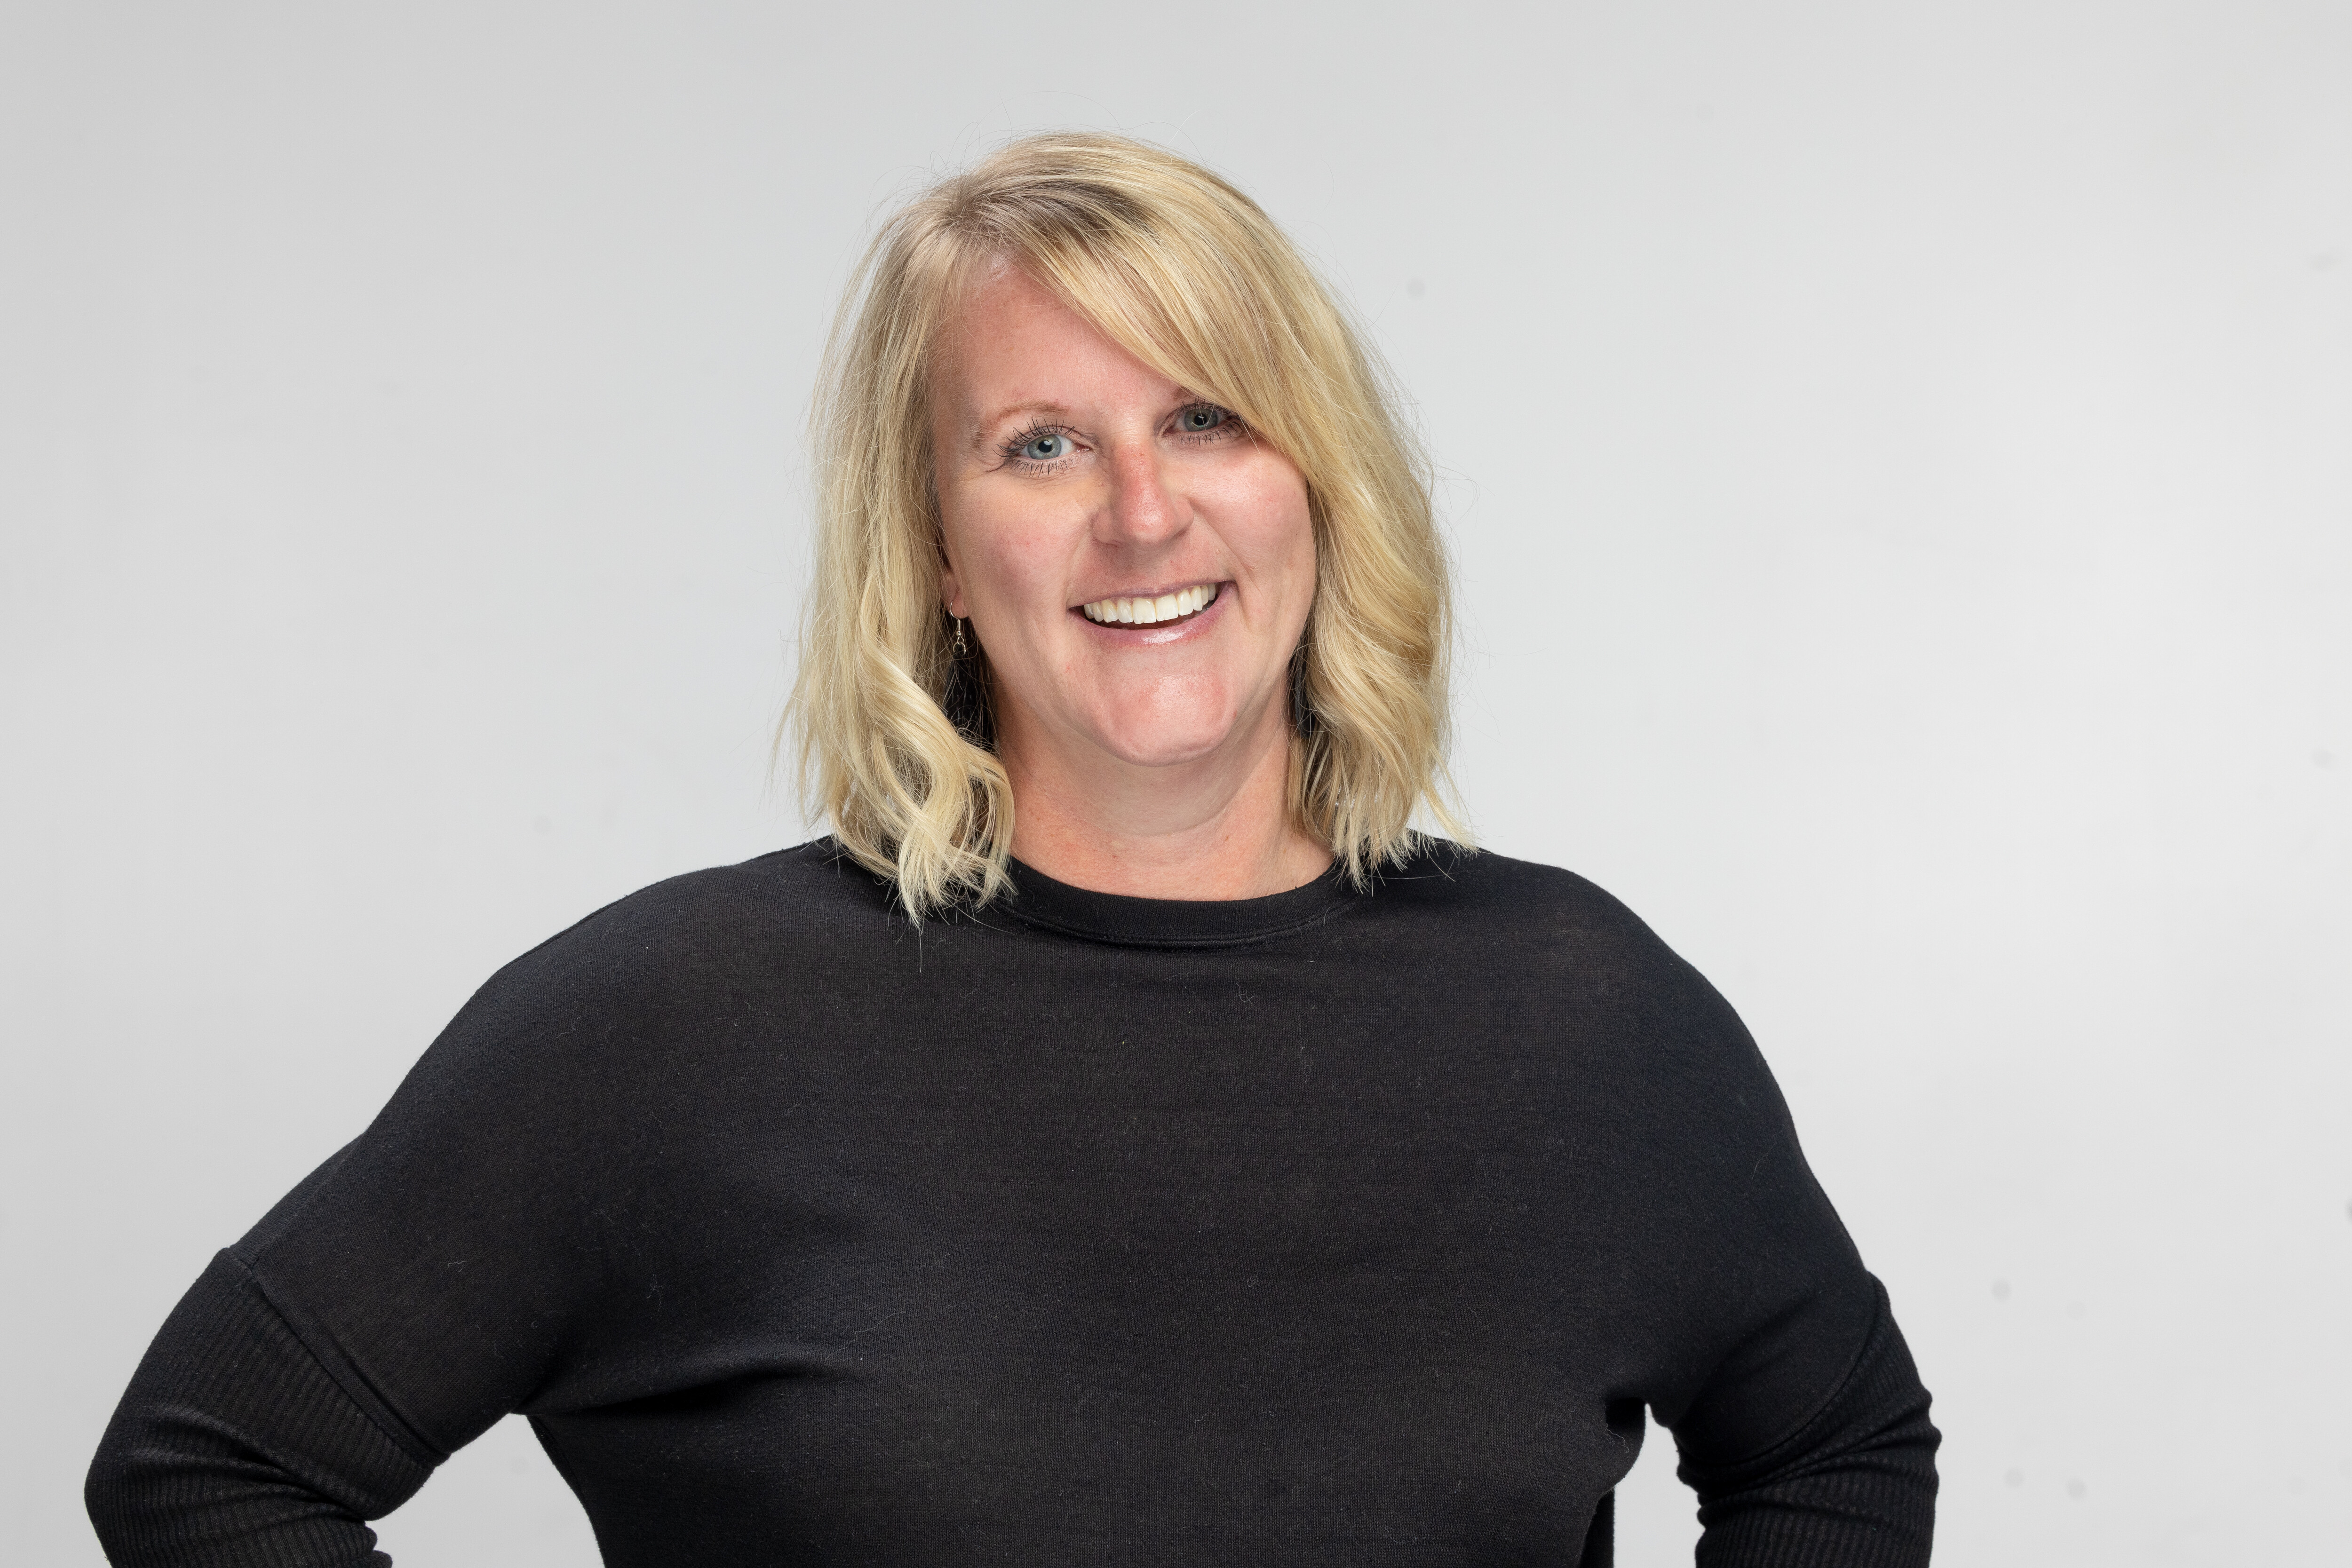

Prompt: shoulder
xmin=1366 ymin=840 xmax=1684 ymax=965
xmin=547 ymin=837 xmax=895 ymax=949
xmin=548 ymin=836 xmax=887 ymax=945
xmin=439 ymin=839 xmax=900 ymax=1043
xmin=1365 ymin=841 xmax=1757 ymax=1063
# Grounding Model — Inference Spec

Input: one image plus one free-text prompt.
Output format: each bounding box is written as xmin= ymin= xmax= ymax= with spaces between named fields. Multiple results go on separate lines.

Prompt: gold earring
xmin=953 ymin=617 xmax=968 ymax=656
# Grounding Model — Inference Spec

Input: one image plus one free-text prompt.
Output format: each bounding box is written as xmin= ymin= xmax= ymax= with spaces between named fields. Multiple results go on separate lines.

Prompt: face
xmin=930 ymin=264 xmax=1317 ymax=779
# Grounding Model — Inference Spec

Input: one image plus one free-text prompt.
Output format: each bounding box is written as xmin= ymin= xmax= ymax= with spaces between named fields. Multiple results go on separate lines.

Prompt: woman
xmin=88 ymin=134 xmax=1937 ymax=1565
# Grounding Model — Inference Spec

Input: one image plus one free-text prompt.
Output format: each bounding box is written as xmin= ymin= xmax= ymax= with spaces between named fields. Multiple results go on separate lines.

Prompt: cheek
xmin=943 ymin=499 xmax=1069 ymax=628
xmin=1218 ymin=461 xmax=1317 ymax=589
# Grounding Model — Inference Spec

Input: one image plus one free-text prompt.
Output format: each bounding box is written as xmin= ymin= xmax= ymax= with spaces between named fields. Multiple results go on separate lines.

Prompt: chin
xmin=1086 ymin=702 xmax=1242 ymax=770
xmin=1095 ymin=727 xmax=1231 ymax=770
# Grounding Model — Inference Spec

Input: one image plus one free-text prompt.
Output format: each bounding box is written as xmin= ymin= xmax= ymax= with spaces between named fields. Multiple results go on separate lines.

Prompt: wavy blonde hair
xmin=788 ymin=132 xmax=1465 ymax=915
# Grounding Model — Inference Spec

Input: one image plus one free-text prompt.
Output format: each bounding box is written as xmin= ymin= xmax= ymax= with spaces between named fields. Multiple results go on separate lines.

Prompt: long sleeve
xmin=85 ymin=1251 xmax=436 ymax=1567
xmin=1551 ymin=874 xmax=1939 ymax=1568
xmin=80 ymin=885 xmax=641 ymax=1565
xmin=1672 ymin=1276 xmax=1939 ymax=1567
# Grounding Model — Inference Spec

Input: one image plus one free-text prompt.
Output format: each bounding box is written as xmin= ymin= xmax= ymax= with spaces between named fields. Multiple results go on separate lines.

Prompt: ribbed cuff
xmin=86 ymin=1251 xmax=435 ymax=1567
xmin=1681 ymin=1281 xmax=1940 ymax=1568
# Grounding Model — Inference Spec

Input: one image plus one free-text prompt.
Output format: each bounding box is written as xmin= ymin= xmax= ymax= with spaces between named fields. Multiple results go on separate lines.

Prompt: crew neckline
xmin=989 ymin=855 xmax=1364 ymax=949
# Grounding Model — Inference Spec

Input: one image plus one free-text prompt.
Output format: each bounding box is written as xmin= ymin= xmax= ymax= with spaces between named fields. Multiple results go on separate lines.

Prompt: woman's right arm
xmin=86 ymin=1242 xmax=437 ymax=1567
xmin=84 ymin=873 xmax=705 ymax=1565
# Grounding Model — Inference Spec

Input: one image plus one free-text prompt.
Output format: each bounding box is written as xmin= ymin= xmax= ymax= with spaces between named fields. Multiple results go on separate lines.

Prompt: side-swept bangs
xmin=789 ymin=132 xmax=1466 ymax=916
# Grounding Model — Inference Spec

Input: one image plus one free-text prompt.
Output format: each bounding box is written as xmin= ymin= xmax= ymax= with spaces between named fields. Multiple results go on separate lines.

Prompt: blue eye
xmin=1178 ymin=406 xmax=1228 ymax=433
xmin=1017 ymin=431 xmax=1072 ymax=462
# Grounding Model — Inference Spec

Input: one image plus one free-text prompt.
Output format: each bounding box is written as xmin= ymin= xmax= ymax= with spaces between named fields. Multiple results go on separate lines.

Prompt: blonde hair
xmin=788 ymin=132 xmax=1466 ymax=915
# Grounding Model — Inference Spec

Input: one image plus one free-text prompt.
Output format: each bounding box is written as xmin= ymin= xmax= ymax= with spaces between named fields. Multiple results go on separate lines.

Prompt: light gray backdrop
xmin=4 ymin=3 xmax=2346 ymax=1564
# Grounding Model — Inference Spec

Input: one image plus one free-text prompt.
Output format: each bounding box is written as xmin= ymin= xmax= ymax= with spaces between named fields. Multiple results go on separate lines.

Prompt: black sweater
xmin=87 ymin=841 xmax=1937 ymax=1567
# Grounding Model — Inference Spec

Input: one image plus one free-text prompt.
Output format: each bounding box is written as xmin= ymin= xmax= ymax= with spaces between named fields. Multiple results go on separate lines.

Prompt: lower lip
xmin=1071 ymin=585 xmax=1232 ymax=644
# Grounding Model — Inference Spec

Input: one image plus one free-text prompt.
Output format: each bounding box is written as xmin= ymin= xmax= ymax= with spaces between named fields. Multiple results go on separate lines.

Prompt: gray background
xmin=5 ymin=2 xmax=2347 ymax=1563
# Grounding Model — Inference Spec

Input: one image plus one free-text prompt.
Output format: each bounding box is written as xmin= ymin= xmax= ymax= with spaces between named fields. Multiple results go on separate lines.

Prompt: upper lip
xmin=1069 ymin=578 xmax=1224 ymax=608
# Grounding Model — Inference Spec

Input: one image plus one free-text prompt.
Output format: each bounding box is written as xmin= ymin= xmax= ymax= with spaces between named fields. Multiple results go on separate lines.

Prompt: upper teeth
xmin=1080 ymin=583 xmax=1217 ymax=625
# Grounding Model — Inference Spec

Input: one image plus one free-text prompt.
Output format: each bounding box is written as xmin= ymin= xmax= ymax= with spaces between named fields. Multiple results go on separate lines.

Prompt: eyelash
xmin=998 ymin=404 xmax=1244 ymax=470
xmin=1000 ymin=424 xmax=1081 ymax=472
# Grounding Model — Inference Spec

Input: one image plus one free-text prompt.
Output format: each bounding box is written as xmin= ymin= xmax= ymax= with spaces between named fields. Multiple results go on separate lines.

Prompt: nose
xmin=1095 ymin=438 xmax=1187 ymax=546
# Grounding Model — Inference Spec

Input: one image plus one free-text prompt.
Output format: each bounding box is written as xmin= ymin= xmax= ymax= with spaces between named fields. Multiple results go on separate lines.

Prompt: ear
xmin=938 ymin=562 xmax=967 ymax=621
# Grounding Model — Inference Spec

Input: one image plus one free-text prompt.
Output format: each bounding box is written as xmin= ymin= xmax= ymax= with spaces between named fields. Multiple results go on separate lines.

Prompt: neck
xmin=997 ymin=701 xmax=1332 ymax=902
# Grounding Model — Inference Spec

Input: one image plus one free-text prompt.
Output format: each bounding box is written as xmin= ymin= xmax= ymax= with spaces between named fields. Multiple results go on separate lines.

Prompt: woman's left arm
xmin=1615 ymin=935 xmax=1940 ymax=1566
xmin=1670 ymin=1275 xmax=1939 ymax=1567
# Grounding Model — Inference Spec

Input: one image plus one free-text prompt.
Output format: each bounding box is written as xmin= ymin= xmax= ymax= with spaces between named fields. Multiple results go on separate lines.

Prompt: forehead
xmin=931 ymin=264 xmax=1176 ymax=428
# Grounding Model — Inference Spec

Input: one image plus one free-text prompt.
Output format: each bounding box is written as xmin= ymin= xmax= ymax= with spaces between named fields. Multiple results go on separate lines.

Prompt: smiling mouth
xmin=1078 ymin=583 xmax=1220 ymax=626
